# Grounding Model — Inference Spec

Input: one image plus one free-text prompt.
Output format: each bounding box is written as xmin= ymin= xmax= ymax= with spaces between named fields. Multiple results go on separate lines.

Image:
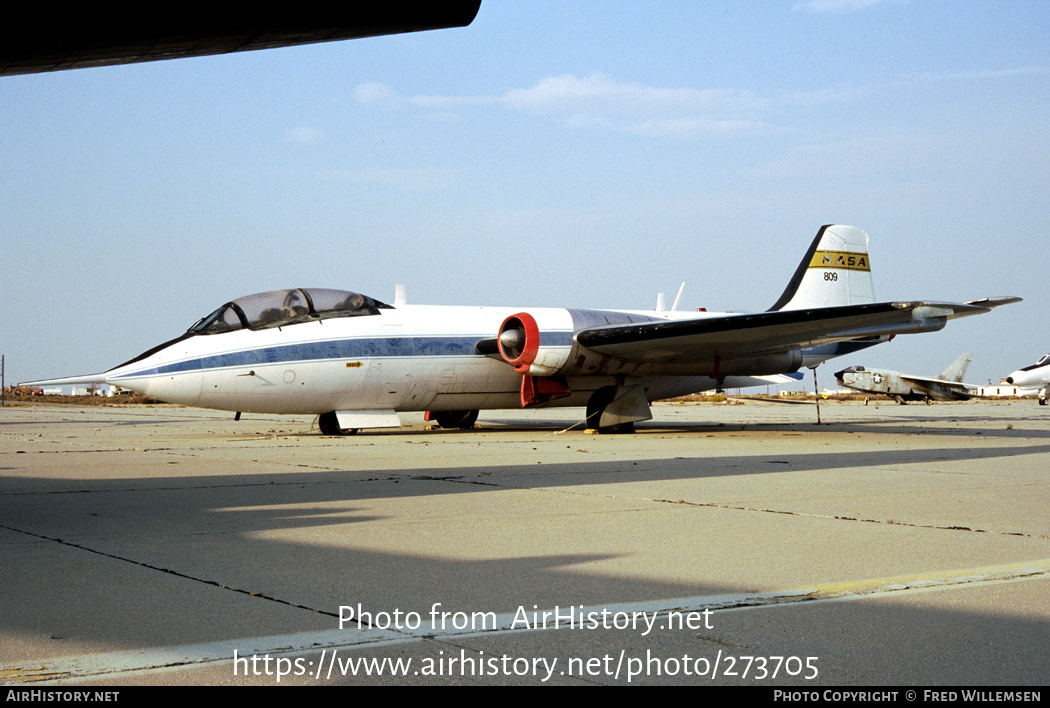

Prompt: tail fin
xmin=938 ymin=353 xmax=972 ymax=382
xmin=769 ymin=225 xmax=875 ymax=311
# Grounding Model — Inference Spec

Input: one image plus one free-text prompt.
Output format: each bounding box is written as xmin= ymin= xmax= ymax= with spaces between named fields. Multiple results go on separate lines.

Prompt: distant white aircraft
xmin=23 ymin=225 xmax=1019 ymax=433
xmin=1006 ymin=354 xmax=1050 ymax=405
xmin=834 ymin=353 xmax=976 ymax=404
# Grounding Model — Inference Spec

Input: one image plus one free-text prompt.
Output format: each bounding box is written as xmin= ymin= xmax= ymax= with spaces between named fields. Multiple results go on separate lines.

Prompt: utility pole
xmin=813 ymin=366 xmax=821 ymax=425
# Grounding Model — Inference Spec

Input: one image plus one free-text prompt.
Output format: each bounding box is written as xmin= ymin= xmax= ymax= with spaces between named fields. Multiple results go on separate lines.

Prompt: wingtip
xmin=964 ymin=296 xmax=1023 ymax=309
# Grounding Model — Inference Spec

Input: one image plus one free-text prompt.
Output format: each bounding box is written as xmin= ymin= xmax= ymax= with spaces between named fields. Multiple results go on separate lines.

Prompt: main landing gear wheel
xmin=318 ymin=411 xmax=359 ymax=436
xmin=430 ymin=409 xmax=479 ymax=429
xmin=585 ymin=387 xmax=634 ymax=434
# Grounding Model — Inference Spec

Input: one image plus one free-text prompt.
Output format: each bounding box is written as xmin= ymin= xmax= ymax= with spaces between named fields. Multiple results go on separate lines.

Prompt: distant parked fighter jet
xmin=834 ymin=353 xmax=976 ymax=404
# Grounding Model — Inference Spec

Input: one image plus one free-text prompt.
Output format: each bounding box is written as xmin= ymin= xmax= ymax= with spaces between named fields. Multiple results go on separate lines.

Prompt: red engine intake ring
xmin=498 ymin=312 xmax=541 ymax=373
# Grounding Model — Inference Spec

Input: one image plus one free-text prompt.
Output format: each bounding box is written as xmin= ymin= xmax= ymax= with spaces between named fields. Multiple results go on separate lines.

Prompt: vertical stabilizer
xmin=938 ymin=353 xmax=972 ymax=382
xmin=769 ymin=225 xmax=875 ymax=311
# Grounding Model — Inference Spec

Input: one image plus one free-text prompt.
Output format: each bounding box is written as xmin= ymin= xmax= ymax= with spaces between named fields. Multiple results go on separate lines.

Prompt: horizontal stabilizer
xmin=758 ymin=372 xmax=806 ymax=383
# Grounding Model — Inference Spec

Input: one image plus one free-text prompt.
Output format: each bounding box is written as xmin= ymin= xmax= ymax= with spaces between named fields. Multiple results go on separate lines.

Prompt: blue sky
xmin=2 ymin=1 xmax=1048 ymax=390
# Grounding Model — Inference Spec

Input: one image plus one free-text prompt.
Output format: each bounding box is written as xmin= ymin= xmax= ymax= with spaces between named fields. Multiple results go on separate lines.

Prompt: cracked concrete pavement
xmin=1 ymin=398 xmax=1047 ymax=685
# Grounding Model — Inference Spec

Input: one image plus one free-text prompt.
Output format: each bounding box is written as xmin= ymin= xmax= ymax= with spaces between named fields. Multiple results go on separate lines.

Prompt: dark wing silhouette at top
xmin=1 ymin=3 xmax=482 ymax=76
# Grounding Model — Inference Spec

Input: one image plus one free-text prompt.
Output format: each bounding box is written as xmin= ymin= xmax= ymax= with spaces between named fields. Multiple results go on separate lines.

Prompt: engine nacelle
xmin=714 ymin=348 xmax=804 ymax=377
xmin=497 ymin=311 xmax=575 ymax=377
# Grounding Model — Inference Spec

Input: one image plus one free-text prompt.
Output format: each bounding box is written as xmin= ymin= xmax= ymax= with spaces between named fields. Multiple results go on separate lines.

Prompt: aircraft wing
xmin=1 ymin=4 xmax=482 ymax=76
xmin=897 ymin=375 xmax=974 ymax=393
xmin=575 ymin=299 xmax=1011 ymax=366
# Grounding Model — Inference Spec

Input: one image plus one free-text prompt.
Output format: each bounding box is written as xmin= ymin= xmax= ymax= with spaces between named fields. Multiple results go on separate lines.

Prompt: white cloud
xmin=496 ymin=74 xmax=871 ymax=137
xmin=352 ymin=73 xmax=867 ymax=139
xmin=352 ymin=82 xmax=404 ymax=108
xmin=318 ymin=167 xmax=456 ymax=192
xmin=623 ymin=117 xmax=776 ymax=139
xmin=502 ymin=73 xmax=760 ymax=119
xmin=410 ymin=93 xmax=498 ymax=110
xmin=898 ymin=65 xmax=1050 ymax=83
xmin=287 ymin=126 xmax=324 ymax=144
xmin=792 ymin=0 xmax=909 ymax=13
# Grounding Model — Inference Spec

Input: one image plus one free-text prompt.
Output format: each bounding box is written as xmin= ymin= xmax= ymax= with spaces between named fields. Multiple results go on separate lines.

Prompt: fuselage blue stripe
xmin=111 ymin=333 xmax=575 ymax=379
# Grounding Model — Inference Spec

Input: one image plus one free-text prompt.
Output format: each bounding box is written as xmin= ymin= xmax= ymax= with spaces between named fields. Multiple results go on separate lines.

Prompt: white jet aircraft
xmin=23 ymin=225 xmax=1019 ymax=434
xmin=1005 ymin=354 xmax=1050 ymax=405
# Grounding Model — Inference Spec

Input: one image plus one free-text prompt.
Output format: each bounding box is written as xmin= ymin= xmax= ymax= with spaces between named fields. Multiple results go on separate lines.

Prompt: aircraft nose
xmin=1006 ymin=376 xmax=1014 ymax=384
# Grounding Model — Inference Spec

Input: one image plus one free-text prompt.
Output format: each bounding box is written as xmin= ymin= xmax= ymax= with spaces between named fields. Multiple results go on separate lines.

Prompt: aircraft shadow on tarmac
xmin=425 ymin=414 xmax=1050 ymax=441
xmin=1 ymin=461 xmax=1047 ymax=685
xmin=2 ymin=416 xmax=1048 ymax=684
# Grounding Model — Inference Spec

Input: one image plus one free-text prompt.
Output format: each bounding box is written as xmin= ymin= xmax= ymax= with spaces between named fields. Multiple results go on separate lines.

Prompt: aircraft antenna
xmin=671 ymin=283 xmax=686 ymax=311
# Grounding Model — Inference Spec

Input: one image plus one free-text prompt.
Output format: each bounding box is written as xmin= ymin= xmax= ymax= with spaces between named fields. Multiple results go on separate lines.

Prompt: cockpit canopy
xmin=1020 ymin=354 xmax=1050 ymax=372
xmin=188 ymin=288 xmax=391 ymax=335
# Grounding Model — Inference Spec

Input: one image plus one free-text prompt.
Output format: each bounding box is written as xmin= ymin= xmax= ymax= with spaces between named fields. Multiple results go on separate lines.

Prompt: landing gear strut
xmin=318 ymin=411 xmax=358 ymax=436
xmin=428 ymin=409 xmax=480 ymax=429
xmin=585 ymin=386 xmax=635 ymax=434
